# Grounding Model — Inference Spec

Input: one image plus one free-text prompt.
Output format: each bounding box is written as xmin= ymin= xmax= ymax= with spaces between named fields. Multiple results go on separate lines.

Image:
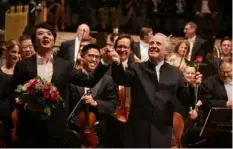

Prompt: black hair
xmin=31 ymin=22 xmax=57 ymax=48
xmin=19 ymin=34 xmax=32 ymax=43
xmin=80 ymin=44 xmax=100 ymax=57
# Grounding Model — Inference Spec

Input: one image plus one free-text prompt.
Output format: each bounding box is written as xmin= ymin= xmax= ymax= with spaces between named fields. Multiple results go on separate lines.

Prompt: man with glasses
xmin=70 ymin=44 xmax=118 ymax=147
xmin=181 ymin=59 xmax=232 ymax=148
xmin=201 ymin=58 xmax=232 ymax=109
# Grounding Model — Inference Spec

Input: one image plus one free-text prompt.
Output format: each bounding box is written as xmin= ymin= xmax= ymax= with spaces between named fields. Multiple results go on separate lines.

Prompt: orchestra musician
xmin=69 ymin=44 xmax=118 ymax=147
xmin=182 ymin=59 xmax=232 ymax=148
xmin=101 ymin=33 xmax=203 ymax=147
xmin=107 ymin=34 xmax=140 ymax=147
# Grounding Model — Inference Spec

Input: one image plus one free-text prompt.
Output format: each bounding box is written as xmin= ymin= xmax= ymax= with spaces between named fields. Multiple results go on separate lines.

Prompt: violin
xmin=115 ymin=87 xmax=131 ymax=123
xmin=74 ymin=89 xmax=98 ymax=148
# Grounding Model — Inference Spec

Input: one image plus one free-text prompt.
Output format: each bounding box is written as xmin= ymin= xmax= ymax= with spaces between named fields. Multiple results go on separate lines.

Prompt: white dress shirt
xmin=36 ymin=54 xmax=53 ymax=83
xmin=139 ymin=40 xmax=149 ymax=62
xmin=74 ymin=37 xmax=81 ymax=61
xmin=154 ymin=61 xmax=164 ymax=82
xmin=201 ymin=0 xmax=211 ymax=14
xmin=122 ymin=59 xmax=129 ymax=70
xmin=187 ymin=35 xmax=196 ymax=61
xmin=224 ymin=81 xmax=232 ymax=100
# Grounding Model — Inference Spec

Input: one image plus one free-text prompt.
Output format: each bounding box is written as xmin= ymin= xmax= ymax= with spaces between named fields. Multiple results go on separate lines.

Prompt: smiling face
xmin=82 ymin=48 xmax=100 ymax=72
xmin=35 ymin=28 xmax=55 ymax=52
xmin=21 ymin=39 xmax=35 ymax=59
xmin=183 ymin=66 xmax=196 ymax=84
xmin=6 ymin=45 xmax=21 ymax=65
xmin=221 ymin=40 xmax=232 ymax=56
xmin=115 ymin=38 xmax=131 ymax=62
xmin=148 ymin=35 xmax=168 ymax=63
xmin=177 ymin=42 xmax=189 ymax=57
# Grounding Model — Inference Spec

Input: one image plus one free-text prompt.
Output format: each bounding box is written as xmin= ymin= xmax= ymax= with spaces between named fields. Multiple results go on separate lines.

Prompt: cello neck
xmin=84 ymin=88 xmax=91 ymax=133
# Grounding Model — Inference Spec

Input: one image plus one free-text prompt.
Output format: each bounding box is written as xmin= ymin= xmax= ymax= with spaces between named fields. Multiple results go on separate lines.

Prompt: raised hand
xmin=101 ymin=47 xmax=120 ymax=65
xmin=191 ymin=72 xmax=202 ymax=87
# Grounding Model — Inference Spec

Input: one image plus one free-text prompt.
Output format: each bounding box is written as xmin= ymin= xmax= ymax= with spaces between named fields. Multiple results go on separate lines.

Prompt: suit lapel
xmin=217 ymin=76 xmax=228 ymax=100
xmin=51 ymin=56 xmax=62 ymax=84
xmin=27 ymin=55 xmax=37 ymax=78
xmin=135 ymin=43 xmax=141 ymax=59
xmin=69 ymin=40 xmax=75 ymax=63
xmin=140 ymin=61 xmax=158 ymax=105
xmin=159 ymin=63 xmax=169 ymax=83
xmin=191 ymin=37 xmax=200 ymax=60
xmin=92 ymin=77 xmax=104 ymax=98
xmin=77 ymin=86 xmax=85 ymax=97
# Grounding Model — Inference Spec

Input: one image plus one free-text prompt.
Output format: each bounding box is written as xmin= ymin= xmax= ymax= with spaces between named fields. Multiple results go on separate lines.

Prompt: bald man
xmin=101 ymin=33 xmax=203 ymax=147
xmin=57 ymin=23 xmax=90 ymax=64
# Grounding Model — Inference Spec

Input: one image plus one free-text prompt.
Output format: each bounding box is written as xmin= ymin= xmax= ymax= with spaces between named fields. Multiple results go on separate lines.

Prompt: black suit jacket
xmin=200 ymin=75 xmax=228 ymax=109
xmin=111 ymin=61 xmax=193 ymax=148
xmin=11 ymin=55 xmax=109 ymax=146
xmin=190 ymin=36 xmax=206 ymax=62
xmin=57 ymin=39 xmax=76 ymax=64
xmin=70 ymin=75 xmax=118 ymax=147
xmin=207 ymin=57 xmax=220 ymax=77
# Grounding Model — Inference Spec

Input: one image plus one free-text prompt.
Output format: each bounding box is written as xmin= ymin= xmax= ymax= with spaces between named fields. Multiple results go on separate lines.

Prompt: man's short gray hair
xmin=154 ymin=33 xmax=171 ymax=50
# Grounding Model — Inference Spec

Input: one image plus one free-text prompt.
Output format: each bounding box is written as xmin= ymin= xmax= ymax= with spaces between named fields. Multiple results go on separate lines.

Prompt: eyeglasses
xmin=22 ymin=45 xmax=33 ymax=49
xmin=219 ymin=70 xmax=232 ymax=75
xmin=87 ymin=54 xmax=100 ymax=60
xmin=116 ymin=45 xmax=130 ymax=50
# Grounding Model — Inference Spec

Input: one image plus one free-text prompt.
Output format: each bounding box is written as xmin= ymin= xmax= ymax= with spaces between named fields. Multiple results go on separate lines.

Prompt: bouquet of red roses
xmin=15 ymin=76 xmax=63 ymax=116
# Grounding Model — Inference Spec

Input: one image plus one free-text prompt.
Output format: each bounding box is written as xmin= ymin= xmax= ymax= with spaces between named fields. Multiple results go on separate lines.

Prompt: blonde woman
xmin=0 ymin=39 xmax=21 ymax=147
xmin=167 ymin=40 xmax=190 ymax=71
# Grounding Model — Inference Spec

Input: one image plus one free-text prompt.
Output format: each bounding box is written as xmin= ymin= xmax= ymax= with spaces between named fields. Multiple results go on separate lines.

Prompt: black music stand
xmin=199 ymin=107 xmax=232 ymax=138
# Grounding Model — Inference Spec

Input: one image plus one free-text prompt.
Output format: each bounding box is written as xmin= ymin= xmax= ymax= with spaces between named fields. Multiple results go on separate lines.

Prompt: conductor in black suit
xmin=11 ymin=23 xmax=109 ymax=148
xmin=101 ymin=33 xmax=203 ymax=147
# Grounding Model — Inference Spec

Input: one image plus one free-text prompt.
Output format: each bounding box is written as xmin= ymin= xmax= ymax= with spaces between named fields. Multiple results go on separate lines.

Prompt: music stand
xmin=61 ymin=129 xmax=81 ymax=148
xmin=199 ymin=107 xmax=232 ymax=138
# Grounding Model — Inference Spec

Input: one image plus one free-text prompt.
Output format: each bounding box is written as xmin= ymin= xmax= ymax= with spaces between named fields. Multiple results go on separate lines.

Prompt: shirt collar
xmin=140 ymin=40 xmax=149 ymax=47
xmin=149 ymin=59 xmax=164 ymax=65
xmin=188 ymin=35 xmax=196 ymax=42
xmin=36 ymin=53 xmax=53 ymax=65
xmin=81 ymin=68 xmax=89 ymax=75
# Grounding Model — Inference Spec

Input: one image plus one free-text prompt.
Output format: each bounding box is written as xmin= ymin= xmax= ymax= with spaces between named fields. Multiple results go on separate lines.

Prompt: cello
xmin=74 ymin=88 xmax=98 ymax=148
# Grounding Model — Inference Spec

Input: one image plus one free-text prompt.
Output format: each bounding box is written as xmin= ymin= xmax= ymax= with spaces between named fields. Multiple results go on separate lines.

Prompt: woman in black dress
xmin=0 ymin=39 xmax=22 ymax=147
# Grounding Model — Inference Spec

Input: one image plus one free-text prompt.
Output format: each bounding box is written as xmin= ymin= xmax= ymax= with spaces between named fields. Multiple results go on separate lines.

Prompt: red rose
xmin=50 ymin=93 xmax=59 ymax=101
xmin=43 ymin=92 xmax=50 ymax=99
xmin=195 ymin=56 xmax=203 ymax=63
xmin=43 ymin=84 xmax=52 ymax=90
xmin=27 ymin=87 xmax=35 ymax=94
xmin=31 ymin=79 xmax=39 ymax=85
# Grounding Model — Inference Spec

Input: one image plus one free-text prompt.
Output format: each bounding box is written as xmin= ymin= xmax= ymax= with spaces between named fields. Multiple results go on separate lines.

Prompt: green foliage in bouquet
xmin=15 ymin=76 xmax=63 ymax=116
